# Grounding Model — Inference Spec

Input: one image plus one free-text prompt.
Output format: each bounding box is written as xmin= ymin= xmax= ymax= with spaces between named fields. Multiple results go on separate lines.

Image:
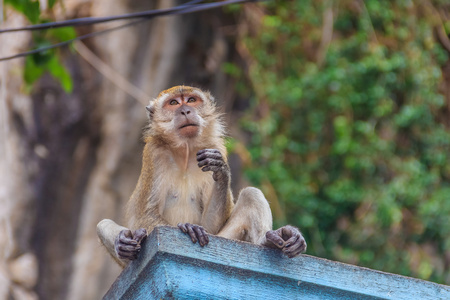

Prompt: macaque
xmin=97 ymin=86 xmax=306 ymax=267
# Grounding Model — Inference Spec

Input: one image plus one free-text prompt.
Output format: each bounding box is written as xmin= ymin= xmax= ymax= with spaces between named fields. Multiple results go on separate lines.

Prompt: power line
xmin=0 ymin=19 xmax=143 ymax=61
xmin=0 ymin=0 xmax=259 ymax=61
xmin=0 ymin=0 xmax=257 ymax=33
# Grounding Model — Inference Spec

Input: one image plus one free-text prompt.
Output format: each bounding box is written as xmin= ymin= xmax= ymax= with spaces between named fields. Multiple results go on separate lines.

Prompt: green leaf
xmin=47 ymin=56 xmax=73 ymax=93
xmin=48 ymin=26 xmax=77 ymax=42
xmin=222 ymin=62 xmax=241 ymax=77
xmin=5 ymin=0 xmax=40 ymax=24
xmin=24 ymin=55 xmax=45 ymax=85
xmin=48 ymin=0 xmax=57 ymax=9
xmin=30 ymin=41 xmax=54 ymax=66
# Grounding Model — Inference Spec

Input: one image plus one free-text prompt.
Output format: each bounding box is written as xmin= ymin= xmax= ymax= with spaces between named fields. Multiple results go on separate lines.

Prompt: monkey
xmin=97 ymin=86 xmax=306 ymax=267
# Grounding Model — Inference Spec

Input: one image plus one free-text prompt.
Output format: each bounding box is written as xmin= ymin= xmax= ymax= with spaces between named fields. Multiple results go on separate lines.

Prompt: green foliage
xmin=5 ymin=0 xmax=40 ymax=23
xmin=240 ymin=0 xmax=450 ymax=284
xmin=4 ymin=0 xmax=74 ymax=93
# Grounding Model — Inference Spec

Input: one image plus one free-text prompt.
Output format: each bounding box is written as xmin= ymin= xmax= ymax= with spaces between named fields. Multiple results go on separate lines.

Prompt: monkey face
xmin=147 ymin=86 xmax=220 ymax=146
xmin=164 ymin=95 xmax=203 ymax=138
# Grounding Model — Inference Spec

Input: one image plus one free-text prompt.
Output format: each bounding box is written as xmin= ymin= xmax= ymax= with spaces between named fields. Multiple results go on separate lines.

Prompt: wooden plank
xmin=104 ymin=226 xmax=450 ymax=300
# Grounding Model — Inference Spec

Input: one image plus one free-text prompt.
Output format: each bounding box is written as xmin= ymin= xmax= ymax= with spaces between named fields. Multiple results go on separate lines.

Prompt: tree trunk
xmin=0 ymin=1 xmax=235 ymax=299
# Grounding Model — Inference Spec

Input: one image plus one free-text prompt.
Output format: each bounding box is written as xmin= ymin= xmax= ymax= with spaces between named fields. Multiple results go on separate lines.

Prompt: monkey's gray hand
xmin=197 ymin=149 xmax=230 ymax=182
xmin=263 ymin=225 xmax=306 ymax=258
xmin=114 ymin=228 xmax=147 ymax=260
xmin=178 ymin=223 xmax=209 ymax=247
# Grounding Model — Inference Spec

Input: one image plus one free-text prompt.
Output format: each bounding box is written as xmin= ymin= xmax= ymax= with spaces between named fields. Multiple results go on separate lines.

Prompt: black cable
xmin=0 ymin=0 xmax=257 ymax=62
xmin=0 ymin=0 xmax=255 ymax=33
xmin=0 ymin=19 xmax=144 ymax=61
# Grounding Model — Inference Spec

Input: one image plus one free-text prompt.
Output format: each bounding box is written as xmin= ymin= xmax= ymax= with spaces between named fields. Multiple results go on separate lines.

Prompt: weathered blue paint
xmin=104 ymin=226 xmax=450 ymax=300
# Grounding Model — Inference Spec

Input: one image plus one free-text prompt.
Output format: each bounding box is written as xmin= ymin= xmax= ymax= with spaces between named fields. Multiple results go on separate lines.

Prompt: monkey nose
xmin=181 ymin=108 xmax=191 ymax=115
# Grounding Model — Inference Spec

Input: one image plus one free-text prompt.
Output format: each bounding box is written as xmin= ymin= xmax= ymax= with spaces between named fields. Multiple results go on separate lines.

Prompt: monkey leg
xmin=217 ymin=187 xmax=273 ymax=244
xmin=97 ymin=219 xmax=128 ymax=267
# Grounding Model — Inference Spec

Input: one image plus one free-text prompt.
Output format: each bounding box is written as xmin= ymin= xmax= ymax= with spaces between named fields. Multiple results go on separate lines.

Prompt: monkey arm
xmin=125 ymin=141 xmax=171 ymax=231
xmin=203 ymin=183 xmax=234 ymax=234
xmin=197 ymin=149 xmax=234 ymax=234
xmin=126 ymin=176 xmax=170 ymax=232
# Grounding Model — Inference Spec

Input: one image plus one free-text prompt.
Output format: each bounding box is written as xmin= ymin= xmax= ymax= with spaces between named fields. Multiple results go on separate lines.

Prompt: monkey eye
xmin=169 ymin=99 xmax=179 ymax=105
xmin=187 ymin=97 xmax=196 ymax=103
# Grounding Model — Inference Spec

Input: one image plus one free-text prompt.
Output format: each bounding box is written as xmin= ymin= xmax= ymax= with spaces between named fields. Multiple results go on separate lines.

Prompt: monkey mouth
xmin=179 ymin=123 xmax=199 ymax=129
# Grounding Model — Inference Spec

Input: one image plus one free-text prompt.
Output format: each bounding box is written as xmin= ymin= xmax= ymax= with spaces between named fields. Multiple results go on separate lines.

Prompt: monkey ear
xmin=146 ymin=104 xmax=155 ymax=118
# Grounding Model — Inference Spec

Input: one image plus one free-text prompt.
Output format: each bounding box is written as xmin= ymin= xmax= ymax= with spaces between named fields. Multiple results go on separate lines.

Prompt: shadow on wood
xmin=104 ymin=226 xmax=449 ymax=300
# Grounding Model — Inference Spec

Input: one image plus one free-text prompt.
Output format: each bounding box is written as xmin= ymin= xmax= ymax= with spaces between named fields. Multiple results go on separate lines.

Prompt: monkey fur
xmin=97 ymin=86 xmax=306 ymax=267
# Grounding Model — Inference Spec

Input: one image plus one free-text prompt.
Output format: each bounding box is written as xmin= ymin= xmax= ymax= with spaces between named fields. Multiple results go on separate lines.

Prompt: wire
xmin=0 ymin=19 xmax=143 ymax=61
xmin=0 ymin=0 xmax=258 ymax=61
xmin=0 ymin=0 xmax=255 ymax=33
xmin=73 ymin=1 xmax=207 ymax=104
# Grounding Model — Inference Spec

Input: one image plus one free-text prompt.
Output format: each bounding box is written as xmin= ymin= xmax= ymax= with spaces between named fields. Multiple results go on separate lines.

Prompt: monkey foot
xmin=264 ymin=225 xmax=307 ymax=258
xmin=115 ymin=228 xmax=147 ymax=260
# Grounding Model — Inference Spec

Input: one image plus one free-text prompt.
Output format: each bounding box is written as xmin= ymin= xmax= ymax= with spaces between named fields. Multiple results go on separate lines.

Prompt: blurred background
xmin=1 ymin=0 xmax=449 ymax=299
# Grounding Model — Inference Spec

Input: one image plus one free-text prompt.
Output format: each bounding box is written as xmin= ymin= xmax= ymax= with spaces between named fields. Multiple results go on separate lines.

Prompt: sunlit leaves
xmin=4 ymin=0 xmax=74 ymax=93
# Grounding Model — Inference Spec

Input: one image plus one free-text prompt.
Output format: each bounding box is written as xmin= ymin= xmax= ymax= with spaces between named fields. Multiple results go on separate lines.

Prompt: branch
xmin=74 ymin=41 xmax=150 ymax=105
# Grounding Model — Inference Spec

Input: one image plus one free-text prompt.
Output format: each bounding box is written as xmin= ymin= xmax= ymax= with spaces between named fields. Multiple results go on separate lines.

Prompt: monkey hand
xmin=114 ymin=228 xmax=147 ymax=260
xmin=178 ymin=223 xmax=209 ymax=247
xmin=197 ymin=149 xmax=230 ymax=182
xmin=262 ymin=225 xmax=307 ymax=258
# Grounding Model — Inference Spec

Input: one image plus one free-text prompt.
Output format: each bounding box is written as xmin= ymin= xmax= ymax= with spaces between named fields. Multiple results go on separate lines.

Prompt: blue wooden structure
xmin=104 ymin=226 xmax=450 ymax=299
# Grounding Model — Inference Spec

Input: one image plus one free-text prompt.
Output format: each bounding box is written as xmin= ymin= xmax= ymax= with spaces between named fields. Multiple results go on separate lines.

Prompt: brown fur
xmin=125 ymin=86 xmax=231 ymax=233
xmin=97 ymin=86 xmax=305 ymax=267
